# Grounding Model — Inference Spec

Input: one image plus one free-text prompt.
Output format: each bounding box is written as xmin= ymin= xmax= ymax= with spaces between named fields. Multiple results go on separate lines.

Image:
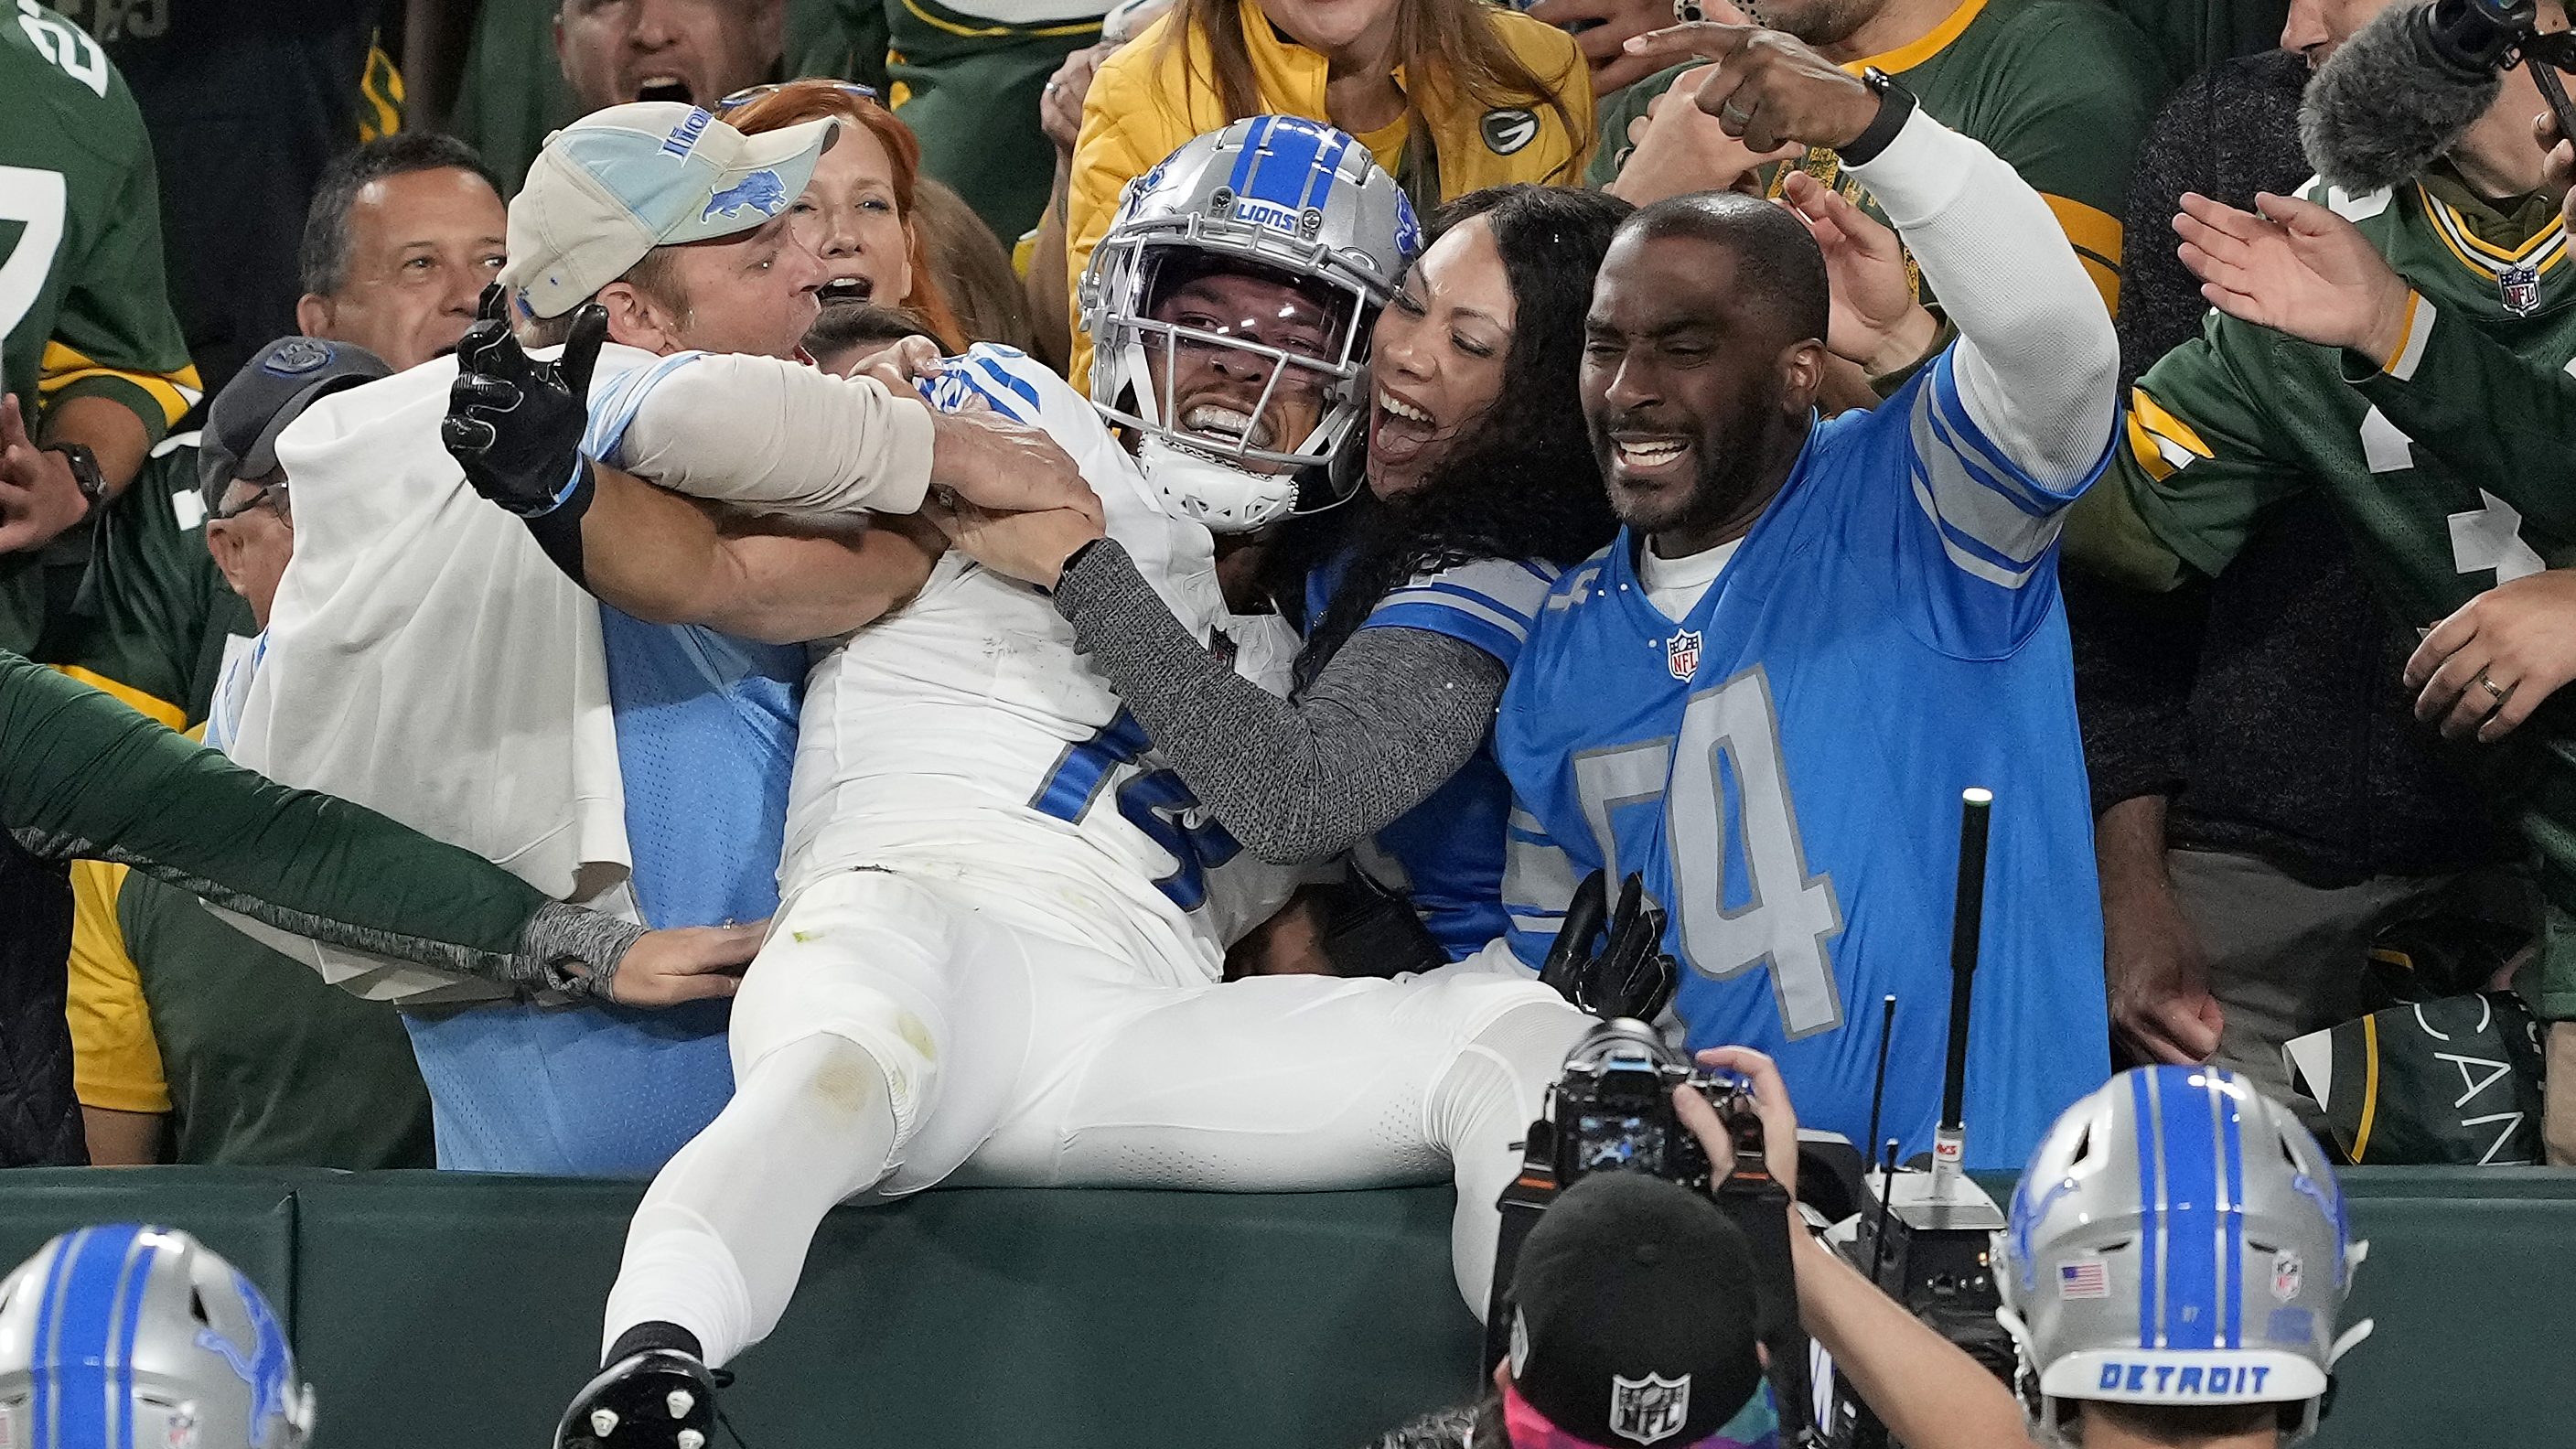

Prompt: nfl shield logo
xmin=1666 ymin=630 xmax=1701 ymax=682
xmin=2501 ymin=263 xmax=2542 ymax=317
xmin=1609 ymin=1372 xmax=1692 ymax=1445
xmin=2270 ymin=1250 xmax=2302 ymax=1302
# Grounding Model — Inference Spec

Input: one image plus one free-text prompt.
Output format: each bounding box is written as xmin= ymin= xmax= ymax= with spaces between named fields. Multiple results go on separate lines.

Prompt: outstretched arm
xmin=0 ymin=652 xmax=753 ymax=1004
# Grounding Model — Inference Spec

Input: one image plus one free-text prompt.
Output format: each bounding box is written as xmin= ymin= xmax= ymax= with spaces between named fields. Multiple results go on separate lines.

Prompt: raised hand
xmin=0 ymin=392 xmax=87 ymax=555
xmin=1622 ymin=20 xmax=1884 ymax=156
xmin=1530 ymin=0 xmax=1711 ymax=96
xmin=1778 ymin=168 xmax=1940 ymax=376
xmin=441 ymin=284 xmax=611 ymax=516
xmin=1607 ymin=60 xmax=1804 ymax=206
xmin=2174 ymin=190 xmax=2414 ymax=360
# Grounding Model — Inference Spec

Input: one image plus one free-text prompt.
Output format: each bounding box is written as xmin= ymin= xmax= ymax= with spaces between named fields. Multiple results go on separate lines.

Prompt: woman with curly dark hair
xmin=950 ymin=183 xmax=1631 ymax=967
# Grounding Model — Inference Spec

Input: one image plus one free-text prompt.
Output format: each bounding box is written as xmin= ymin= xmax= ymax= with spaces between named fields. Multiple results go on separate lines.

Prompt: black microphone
xmin=2301 ymin=0 xmax=2506 ymax=195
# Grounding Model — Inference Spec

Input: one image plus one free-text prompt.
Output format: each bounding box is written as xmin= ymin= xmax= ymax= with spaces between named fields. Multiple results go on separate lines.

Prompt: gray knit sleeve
xmin=1052 ymin=539 xmax=1507 ymax=864
xmin=516 ymin=901 xmax=651 ymax=1000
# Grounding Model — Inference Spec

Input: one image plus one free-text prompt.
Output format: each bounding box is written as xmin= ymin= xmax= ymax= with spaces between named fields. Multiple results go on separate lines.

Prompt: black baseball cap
xmin=1504 ymin=1174 xmax=1772 ymax=1449
xmin=199 ymin=336 xmax=392 ymax=510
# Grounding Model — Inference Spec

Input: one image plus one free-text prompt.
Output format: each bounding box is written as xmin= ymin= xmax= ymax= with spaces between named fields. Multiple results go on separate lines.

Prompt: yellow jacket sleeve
xmin=66 ymin=861 xmax=172 ymax=1115
xmin=1065 ymin=23 xmax=1223 ymax=385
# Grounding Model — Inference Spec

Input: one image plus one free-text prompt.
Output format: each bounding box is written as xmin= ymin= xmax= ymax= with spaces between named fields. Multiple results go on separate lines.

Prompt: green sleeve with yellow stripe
xmin=2067 ymin=307 xmax=2309 ymax=590
xmin=2349 ymin=293 xmax=2576 ymax=538
xmin=0 ymin=5 xmax=199 ymax=438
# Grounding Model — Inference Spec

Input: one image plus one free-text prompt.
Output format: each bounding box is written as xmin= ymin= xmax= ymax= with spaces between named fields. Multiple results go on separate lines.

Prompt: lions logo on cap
xmin=1609 ymin=1372 xmax=1691 ymax=1445
xmin=1481 ymin=107 xmax=1540 ymax=156
xmin=258 ymin=338 xmax=336 ymax=378
xmin=703 ymin=169 xmax=789 ymax=220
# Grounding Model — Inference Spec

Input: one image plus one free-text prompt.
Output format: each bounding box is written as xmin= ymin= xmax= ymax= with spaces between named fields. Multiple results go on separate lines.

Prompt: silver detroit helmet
xmin=1995 ymin=1066 xmax=2373 ymax=1446
xmin=0 ymin=1224 xmax=315 ymax=1449
xmin=1080 ymin=114 xmax=1422 ymax=531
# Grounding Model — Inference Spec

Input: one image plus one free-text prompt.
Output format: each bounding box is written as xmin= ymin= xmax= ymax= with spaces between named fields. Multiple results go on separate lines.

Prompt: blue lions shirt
xmin=1306 ymin=554 xmax=1561 ymax=961
xmin=400 ymin=351 xmax=800 ymax=1176
xmin=1495 ymin=349 xmax=2109 ymax=1168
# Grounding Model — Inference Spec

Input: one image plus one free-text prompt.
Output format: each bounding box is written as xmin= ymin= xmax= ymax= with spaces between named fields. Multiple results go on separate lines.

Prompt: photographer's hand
xmin=1673 ymin=1045 xmax=1800 ymax=1202
xmin=2173 ymin=190 xmax=2415 ymax=362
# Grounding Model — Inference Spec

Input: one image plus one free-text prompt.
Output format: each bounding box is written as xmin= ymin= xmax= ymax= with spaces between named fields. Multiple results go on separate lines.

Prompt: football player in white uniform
xmin=445 ymin=118 xmax=1592 ymax=1449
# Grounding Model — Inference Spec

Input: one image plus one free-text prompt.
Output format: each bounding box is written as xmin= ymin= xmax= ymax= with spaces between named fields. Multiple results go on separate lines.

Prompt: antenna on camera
xmin=1861 ymin=993 xmax=1897 ymax=1178
xmin=1930 ymin=788 xmax=1991 ymax=1206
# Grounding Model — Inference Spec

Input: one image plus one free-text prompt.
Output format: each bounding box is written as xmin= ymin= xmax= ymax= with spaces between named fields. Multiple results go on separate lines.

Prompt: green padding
xmin=13 ymin=1166 xmax=2576 ymax=1447
xmin=0 ymin=1168 xmax=306 ymax=1332
xmin=292 ymin=1175 xmax=1480 ymax=1449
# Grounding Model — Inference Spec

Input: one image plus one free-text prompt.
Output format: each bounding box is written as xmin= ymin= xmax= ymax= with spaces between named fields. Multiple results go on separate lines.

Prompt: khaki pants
xmin=2169 ymin=847 xmax=2529 ymax=1115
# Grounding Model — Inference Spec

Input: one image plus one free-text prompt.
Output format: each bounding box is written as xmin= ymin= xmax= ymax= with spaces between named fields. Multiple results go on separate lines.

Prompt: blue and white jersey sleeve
xmin=1852 ymin=346 xmax=2108 ymax=657
xmin=1360 ymin=556 xmax=1562 ymax=668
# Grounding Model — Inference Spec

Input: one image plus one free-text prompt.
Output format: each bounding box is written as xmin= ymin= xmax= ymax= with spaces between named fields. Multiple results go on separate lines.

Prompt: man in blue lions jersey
xmin=1492 ymin=22 xmax=2120 ymax=1168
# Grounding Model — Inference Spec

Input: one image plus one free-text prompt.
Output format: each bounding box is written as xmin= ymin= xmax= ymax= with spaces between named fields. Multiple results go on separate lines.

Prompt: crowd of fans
xmin=0 ymin=0 xmax=2569 ymax=1438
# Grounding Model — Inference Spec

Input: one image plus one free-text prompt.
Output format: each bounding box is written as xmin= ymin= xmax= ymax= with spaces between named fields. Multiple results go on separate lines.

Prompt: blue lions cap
xmin=500 ymin=102 xmax=835 ymax=320
xmin=199 ymin=336 xmax=392 ymax=509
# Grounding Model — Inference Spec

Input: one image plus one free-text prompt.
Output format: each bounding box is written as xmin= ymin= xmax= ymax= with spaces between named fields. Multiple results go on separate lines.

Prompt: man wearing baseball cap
xmin=220 ymin=101 xmax=1093 ymax=1178
xmin=1500 ymin=1172 xmax=1780 ymax=1449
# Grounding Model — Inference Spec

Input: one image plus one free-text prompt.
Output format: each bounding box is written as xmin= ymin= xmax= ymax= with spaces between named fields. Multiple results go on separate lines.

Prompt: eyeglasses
xmin=207 ymin=479 xmax=288 ymax=522
xmin=714 ymin=80 xmax=882 ymax=115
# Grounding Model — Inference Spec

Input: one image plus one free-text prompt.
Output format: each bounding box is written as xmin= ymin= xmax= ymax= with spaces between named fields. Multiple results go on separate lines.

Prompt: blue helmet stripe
xmin=44 ymin=1224 xmax=145 ymax=1449
xmin=31 ymin=1229 xmax=80 ymax=1449
xmin=2218 ymin=1069 xmax=2246 ymax=1348
xmin=2128 ymin=1072 xmax=2161 ymax=1347
xmin=1302 ymin=125 xmax=1354 ymax=217
xmin=1226 ymin=115 xmax=1273 ymax=200
xmin=2159 ymin=1072 xmax=2222 ymax=1350
xmin=1241 ymin=118 xmax=1327 ymax=213
xmin=109 ymin=1230 xmax=158 ymax=1448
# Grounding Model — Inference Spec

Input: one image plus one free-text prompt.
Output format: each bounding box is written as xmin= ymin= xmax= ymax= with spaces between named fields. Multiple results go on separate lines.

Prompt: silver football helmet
xmin=1995 ymin=1067 xmax=2373 ymax=1446
xmin=1080 ymin=114 xmax=1421 ymax=531
xmin=0 ymin=1225 xmax=316 ymax=1449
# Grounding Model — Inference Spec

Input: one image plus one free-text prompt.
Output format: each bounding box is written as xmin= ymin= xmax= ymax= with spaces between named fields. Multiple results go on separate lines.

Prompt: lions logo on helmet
xmin=0 ymin=1226 xmax=316 ymax=1449
xmin=1080 ymin=115 xmax=1421 ymax=532
xmin=1995 ymin=1067 xmax=2374 ymax=1446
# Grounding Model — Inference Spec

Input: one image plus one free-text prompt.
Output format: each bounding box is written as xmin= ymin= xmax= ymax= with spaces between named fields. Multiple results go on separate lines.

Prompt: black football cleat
xmin=554 ymin=1349 xmax=726 ymax=1449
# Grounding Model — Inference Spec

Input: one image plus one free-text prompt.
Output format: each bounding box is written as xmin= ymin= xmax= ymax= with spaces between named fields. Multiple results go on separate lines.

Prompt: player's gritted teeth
xmin=1369 ymin=384 xmax=1442 ymax=467
xmin=1606 ymin=432 xmax=1695 ymax=484
xmin=1180 ymin=401 xmax=1273 ymax=452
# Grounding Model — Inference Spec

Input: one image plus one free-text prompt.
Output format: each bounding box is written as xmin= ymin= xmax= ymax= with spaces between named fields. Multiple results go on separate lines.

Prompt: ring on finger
xmin=2476 ymin=669 xmax=2513 ymax=703
xmin=1718 ymin=101 xmax=1753 ymax=128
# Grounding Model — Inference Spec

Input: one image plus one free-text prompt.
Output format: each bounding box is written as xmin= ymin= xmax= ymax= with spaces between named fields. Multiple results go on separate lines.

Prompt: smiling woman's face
xmin=1364 ymin=215 xmax=1516 ymax=499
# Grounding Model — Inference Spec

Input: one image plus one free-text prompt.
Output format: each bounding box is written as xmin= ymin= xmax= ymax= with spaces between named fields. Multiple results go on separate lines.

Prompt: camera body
xmin=1546 ymin=1018 xmax=1761 ymax=1196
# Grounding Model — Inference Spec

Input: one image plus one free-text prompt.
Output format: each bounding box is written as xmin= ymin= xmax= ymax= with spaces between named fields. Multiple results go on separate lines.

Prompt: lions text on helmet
xmin=1081 ymin=115 xmax=1422 ymax=531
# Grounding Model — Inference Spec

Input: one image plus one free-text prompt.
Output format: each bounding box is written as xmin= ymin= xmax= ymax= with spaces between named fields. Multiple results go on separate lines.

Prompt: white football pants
xmin=602 ymin=866 xmax=1587 ymax=1367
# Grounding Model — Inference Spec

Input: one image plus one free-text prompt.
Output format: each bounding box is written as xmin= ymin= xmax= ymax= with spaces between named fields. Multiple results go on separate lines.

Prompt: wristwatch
xmin=43 ymin=442 xmax=107 ymax=516
xmin=1835 ymin=66 xmax=1917 ymax=166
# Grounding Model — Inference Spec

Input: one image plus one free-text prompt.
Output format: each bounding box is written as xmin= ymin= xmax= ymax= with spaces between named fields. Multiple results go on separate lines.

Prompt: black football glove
xmin=441 ymin=284 xmax=608 ymax=517
xmin=1538 ymin=870 xmax=1680 ymax=1023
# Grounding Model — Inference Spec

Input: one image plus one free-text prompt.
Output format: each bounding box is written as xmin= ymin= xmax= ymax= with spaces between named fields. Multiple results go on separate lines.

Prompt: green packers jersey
xmin=1591 ymin=0 xmax=2165 ymax=313
xmin=0 ymin=4 xmax=197 ymax=435
xmin=2107 ymin=175 xmax=2576 ymax=1019
xmin=1 ymin=4 xmax=199 ymax=659
xmin=54 ymin=435 xmax=252 ymax=730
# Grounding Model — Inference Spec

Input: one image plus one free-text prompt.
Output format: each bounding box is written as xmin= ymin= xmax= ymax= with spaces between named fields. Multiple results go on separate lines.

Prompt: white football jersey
xmin=782 ymin=346 xmax=1302 ymax=986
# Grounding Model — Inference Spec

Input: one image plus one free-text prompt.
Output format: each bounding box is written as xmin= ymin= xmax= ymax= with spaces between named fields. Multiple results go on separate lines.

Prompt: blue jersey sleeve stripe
xmin=1907 ymin=472 xmax=2054 ymax=590
xmin=1403 ymin=576 xmax=1548 ymax=625
xmin=972 ymin=353 xmax=1046 ymax=413
xmin=1410 ymin=557 xmax=1562 ymax=617
xmin=1372 ymin=588 xmax=1533 ymax=647
xmin=1908 ymin=455 xmax=2062 ymax=570
xmin=1927 ymin=349 xmax=2110 ymax=508
xmin=1364 ymin=601 xmax=1529 ymax=662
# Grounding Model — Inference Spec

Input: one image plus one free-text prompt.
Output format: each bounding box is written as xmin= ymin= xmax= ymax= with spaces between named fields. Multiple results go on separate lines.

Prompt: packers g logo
xmin=1481 ymin=107 xmax=1540 ymax=156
